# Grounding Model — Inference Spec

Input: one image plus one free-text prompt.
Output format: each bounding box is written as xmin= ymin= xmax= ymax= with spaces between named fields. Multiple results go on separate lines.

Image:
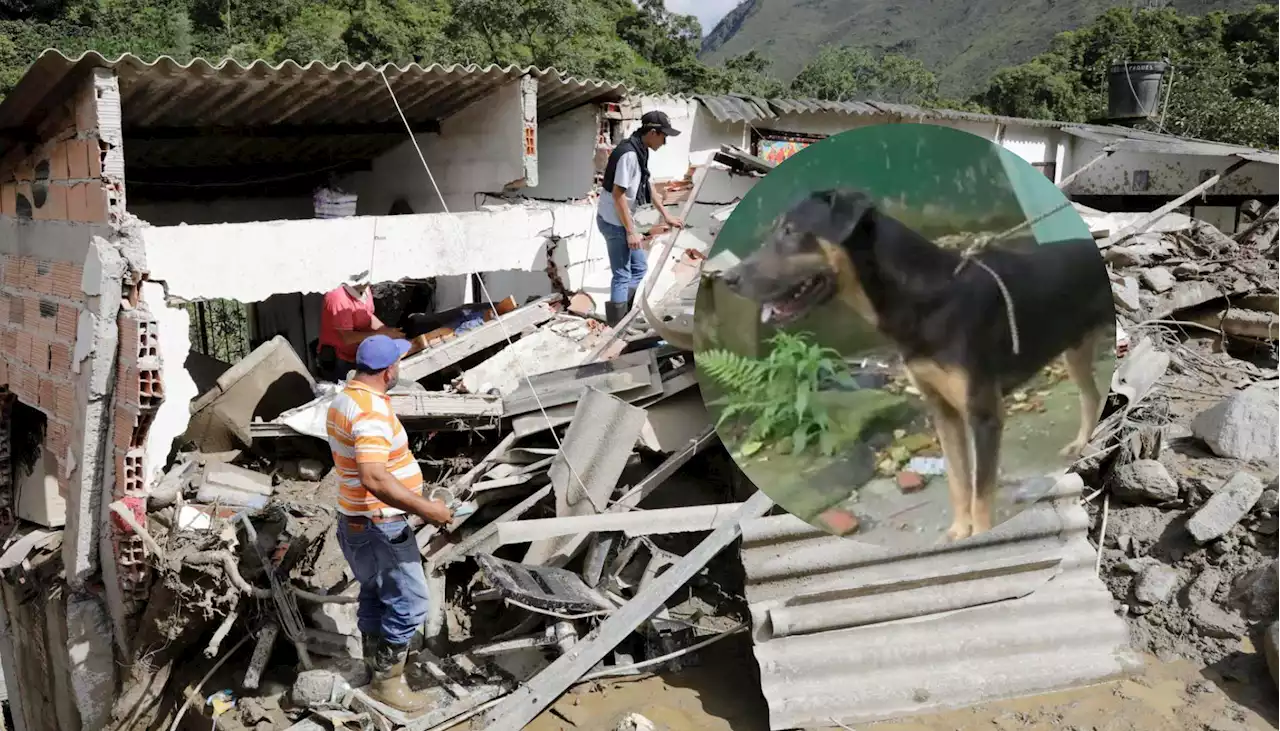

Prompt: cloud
xmin=663 ymin=0 xmax=741 ymax=36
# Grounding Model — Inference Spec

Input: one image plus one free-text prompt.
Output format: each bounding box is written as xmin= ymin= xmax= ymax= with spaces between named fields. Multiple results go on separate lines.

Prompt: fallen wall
xmin=1063 ymin=139 xmax=1278 ymax=198
xmin=0 ymin=67 xmax=129 ymax=730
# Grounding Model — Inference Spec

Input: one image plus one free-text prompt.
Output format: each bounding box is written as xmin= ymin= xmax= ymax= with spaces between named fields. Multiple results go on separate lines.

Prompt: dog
xmin=718 ymin=188 xmax=1114 ymax=541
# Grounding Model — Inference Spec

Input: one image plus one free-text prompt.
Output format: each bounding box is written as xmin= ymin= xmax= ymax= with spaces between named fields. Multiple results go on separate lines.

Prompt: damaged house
xmin=0 ymin=47 xmax=1274 ymax=731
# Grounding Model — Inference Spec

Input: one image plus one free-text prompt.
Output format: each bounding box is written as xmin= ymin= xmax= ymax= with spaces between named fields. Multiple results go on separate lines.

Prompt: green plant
xmin=699 ymin=330 xmax=854 ymax=458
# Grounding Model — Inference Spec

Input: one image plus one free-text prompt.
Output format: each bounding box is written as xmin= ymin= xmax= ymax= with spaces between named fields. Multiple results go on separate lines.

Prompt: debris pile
xmin=101 ymin=218 xmax=764 ymax=731
xmin=1084 ymin=204 xmax=1279 ymax=687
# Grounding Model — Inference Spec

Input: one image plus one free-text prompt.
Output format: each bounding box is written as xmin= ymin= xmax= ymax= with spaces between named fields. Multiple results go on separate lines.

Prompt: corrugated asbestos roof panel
xmin=0 ymin=50 xmax=628 ymax=165
xmin=739 ymin=475 xmax=1140 ymax=730
xmin=1059 ymin=124 xmax=1277 ymax=164
xmin=693 ymin=95 xmax=774 ymax=124
xmin=767 ymin=98 xmax=880 ymax=116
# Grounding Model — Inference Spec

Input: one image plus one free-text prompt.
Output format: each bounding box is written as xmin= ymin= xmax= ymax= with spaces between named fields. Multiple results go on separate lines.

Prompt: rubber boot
xmin=360 ymin=631 xmax=381 ymax=676
xmin=368 ymin=639 xmax=431 ymax=714
xmin=605 ymin=301 xmax=627 ymax=327
xmin=626 ymin=286 xmax=639 ymax=312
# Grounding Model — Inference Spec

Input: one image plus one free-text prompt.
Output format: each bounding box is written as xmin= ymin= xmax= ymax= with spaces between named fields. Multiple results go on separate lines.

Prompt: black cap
xmin=639 ymin=110 xmax=681 ymax=137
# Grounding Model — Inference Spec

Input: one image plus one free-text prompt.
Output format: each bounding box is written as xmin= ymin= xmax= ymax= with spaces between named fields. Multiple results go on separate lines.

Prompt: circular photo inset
xmin=693 ymin=123 xmax=1116 ymax=548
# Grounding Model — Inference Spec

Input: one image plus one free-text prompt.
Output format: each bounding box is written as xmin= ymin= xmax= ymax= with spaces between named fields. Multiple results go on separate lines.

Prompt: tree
xmin=698 ymin=50 xmax=786 ymax=98
xmin=974 ymin=5 xmax=1278 ymax=148
xmin=789 ymin=44 xmax=939 ymax=104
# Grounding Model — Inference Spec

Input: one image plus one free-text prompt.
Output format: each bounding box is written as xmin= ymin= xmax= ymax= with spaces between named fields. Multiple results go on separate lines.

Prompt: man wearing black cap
xmin=597 ymin=110 xmax=685 ymax=326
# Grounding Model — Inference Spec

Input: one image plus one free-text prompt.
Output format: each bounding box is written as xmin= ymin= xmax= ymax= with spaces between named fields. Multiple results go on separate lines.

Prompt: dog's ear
xmin=813 ymin=189 xmax=875 ymax=245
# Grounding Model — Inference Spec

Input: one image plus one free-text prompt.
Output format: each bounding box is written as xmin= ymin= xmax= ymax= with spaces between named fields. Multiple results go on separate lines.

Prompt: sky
xmin=664 ymin=0 xmax=740 ymax=36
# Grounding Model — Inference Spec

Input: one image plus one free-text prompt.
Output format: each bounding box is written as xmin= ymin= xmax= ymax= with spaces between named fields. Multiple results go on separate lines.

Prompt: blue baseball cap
xmin=355 ymin=334 xmax=411 ymax=371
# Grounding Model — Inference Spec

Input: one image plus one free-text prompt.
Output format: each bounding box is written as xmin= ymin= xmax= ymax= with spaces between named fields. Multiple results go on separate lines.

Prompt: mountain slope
xmin=700 ymin=0 xmax=1265 ymax=96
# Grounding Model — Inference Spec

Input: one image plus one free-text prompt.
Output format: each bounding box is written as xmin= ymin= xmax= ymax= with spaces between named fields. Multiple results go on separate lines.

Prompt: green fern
xmin=698 ymin=349 xmax=767 ymax=392
xmin=700 ymin=332 xmax=855 ymax=458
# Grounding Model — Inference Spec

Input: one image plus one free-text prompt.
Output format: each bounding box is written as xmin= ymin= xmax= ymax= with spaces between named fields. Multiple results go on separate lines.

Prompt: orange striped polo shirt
xmin=325 ymin=380 xmax=425 ymax=516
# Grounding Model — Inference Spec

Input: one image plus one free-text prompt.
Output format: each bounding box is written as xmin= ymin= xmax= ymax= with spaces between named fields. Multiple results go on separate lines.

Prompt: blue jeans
xmin=336 ymin=515 xmax=430 ymax=646
xmin=598 ymin=216 xmax=647 ymax=303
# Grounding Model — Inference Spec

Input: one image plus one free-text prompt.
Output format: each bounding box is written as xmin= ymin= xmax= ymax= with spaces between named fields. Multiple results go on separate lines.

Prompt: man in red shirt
xmin=317 ymin=271 xmax=404 ymax=381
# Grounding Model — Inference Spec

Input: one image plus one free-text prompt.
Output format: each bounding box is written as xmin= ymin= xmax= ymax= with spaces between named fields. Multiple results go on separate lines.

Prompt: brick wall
xmin=0 ymin=69 xmax=161 ymax=623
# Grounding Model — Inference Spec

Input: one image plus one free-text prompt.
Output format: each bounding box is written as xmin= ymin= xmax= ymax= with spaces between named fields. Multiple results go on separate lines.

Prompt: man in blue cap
xmin=326 ymin=334 xmax=453 ymax=713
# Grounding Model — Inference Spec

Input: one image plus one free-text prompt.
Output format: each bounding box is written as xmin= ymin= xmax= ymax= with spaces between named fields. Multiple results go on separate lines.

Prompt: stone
xmin=1229 ymin=559 xmax=1278 ymax=620
xmin=1190 ymin=603 xmax=1246 ymax=640
xmin=1134 ymin=564 xmax=1180 ymax=605
xmin=1264 ymin=621 xmax=1278 ymax=687
xmin=1112 ymin=460 xmax=1180 ymax=503
xmin=1257 ymin=489 xmax=1279 ymax=514
xmin=1186 ymin=473 xmax=1266 ymax=544
xmin=1186 ymin=567 xmax=1223 ymax=606
xmin=291 ymin=670 xmax=352 ymax=708
xmin=1139 ymin=267 xmax=1177 ymax=293
xmin=615 ymin=713 xmax=658 ymax=731
xmin=1191 ymin=384 xmax=1280 ymax=462
xmin=1112 ymin=276 xmax=1142 ymax=313
xmin=1117 ymin=556 xmax=1161 ymax=575
xmin=298 ymin=458 xmax=326 ymax=481
xmin=896 ymin=470 xmax=925 ymax=493
xmin=1254 ymin=517 xmax=1278 ymax=535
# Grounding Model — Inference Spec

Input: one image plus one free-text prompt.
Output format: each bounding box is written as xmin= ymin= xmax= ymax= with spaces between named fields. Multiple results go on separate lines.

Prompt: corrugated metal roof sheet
xmin=0 ymin=50 xmax=628 ymax=167
xmin=739 ymin=474 xmax=1140 ymax=730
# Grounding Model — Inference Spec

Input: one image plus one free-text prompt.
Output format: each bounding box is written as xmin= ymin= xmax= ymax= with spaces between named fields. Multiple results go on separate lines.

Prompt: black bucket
xmin=1108 ymin=61 xmax=1168 ymax=121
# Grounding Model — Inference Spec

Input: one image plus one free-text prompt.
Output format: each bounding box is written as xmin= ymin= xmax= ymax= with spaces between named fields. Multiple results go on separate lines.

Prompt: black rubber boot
xmin=360 ymin=631 xmax=381 ymax=674
xmin=605 ymin=301 xmax=627 ymax=327
xmin=626 ymin=286 xmax=639 ymax=312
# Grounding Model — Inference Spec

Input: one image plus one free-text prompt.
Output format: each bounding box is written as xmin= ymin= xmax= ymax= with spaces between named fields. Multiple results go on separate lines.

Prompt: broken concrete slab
xmin=291 ymin=669 xmax=352 ymax=708
xmin=1111 ymin=459 xmax=1179 ymax=504
xmin=1186 ymin=472 xmax=1265 ymax=544
xmin=1112 ymin=275 xmax=1141 ymax=313
xmin=1191 ymin=383 xmax=1279 ymax=462
xmin=399 ymin=296 xmax=558 ymax=384
xmin=1147 ymin=280 xmax=1227 ymax=320
xmin=196 ymin=463 xmax=274 ymax=510
xmin=637 ymin=390 xmax=712 ymax=453
xmin=185 ymin=335 xmax=316 ymax=451
xmin=1191 ymin=307 xmax=1280 ymax=341
xmin=1229 ymin=559 xmax=1277 ymax=620
xmin=461 ymin=318 xmax=601 ymax=396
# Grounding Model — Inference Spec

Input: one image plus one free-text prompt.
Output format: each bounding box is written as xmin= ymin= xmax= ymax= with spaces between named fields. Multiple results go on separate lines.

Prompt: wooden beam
xmin=475 ymin=490 xmax=774 ymax=731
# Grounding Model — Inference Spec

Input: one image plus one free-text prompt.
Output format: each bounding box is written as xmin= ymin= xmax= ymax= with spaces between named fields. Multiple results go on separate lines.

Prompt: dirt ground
xmin=521 ymin=634 xmax=1278 ymax=731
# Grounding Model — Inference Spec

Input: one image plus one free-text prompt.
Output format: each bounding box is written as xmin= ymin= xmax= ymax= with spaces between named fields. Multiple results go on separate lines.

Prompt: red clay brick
xmin=55 ymin=306 xmax=78 ymax=342
xmin=0 ymin=360 xmax=7 ymax=387
xmin=51 ymin=262 xmax=82 ymax=302
xmin=113 ymin=408 xmax=133 ymax=453
xmin=0 ymin=295 xmax=8 ymax=326
xmin=2 ymin=256 xmax=18 ymax=289
xmin=66 ymin=139 xmax=90 ymax=180
xmin=12 ymin=367 xmax=36 ymax=406
xmin=74 ymin=91 xmax=97 ymax=135
xmin=38 ymin=377 xmax=55 ymax=411
xmin=47 ymin=143 xmax=70 ymax=182
xmin=0 ymin=183 xmax=14 ymax=217
xmin=35 ymin=301 xmax=57 ymax=339
xmin=116 ymin=367 xmax=139 ymax=410
xmin=56 ymin=381 xmax=75 ymax=419
xmin=14 ymin=331 xmax=32 ymax=368
xmin=1 ymin=329 xmax=16 ymax=359
xmin=32 ymin=260 xmax=54 ymax=295
xmin=48 ymin=342 xmax=70 ymax=374
xmin=29 ymin=334 xmax=49 ymax=371
xmin=87 ymin=139 xmax=102 ymax=179
xmin=84 ymin=183 xmax=107 ymax=224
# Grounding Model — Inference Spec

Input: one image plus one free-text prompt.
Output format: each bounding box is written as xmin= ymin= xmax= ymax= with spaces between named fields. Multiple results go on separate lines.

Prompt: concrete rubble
xmin=1085 ymin=202 xmax=1279 ymax=692
xmin=79 ymin=170 xmax=778 ymax=731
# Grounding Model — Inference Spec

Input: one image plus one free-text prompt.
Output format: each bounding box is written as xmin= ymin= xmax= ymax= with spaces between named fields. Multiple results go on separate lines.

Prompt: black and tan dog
xmin=719 ymin=188 xmax=1113 ymax=541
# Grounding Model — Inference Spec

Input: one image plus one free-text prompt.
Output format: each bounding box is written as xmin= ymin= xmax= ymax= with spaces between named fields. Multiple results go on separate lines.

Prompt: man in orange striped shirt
xmin=325 ymin=334 xmax=453 ymax=713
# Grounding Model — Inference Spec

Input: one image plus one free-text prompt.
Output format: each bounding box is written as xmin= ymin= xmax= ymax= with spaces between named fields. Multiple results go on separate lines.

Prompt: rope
xmin=377 ymin=69 xmax=600 ymax=514
xmin=961 ymin=255 xmax=1021 ymax=356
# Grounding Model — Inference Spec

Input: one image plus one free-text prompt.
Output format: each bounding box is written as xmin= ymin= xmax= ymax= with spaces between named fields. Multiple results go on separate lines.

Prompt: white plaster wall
xmin=142 ymin=280 xmax=198 ymax=489
xmin=1063 ymin=139 xmax=1278 ymax=197
xmin=622 ymin=96 xmax=698 ymax=181
xmin=526 ymin=104 xmax=599 ymax=201
xmin=141 ymin=205 xmax=571 ymax=301
xmin=344 ymin=79 xmax=525 ymax=216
